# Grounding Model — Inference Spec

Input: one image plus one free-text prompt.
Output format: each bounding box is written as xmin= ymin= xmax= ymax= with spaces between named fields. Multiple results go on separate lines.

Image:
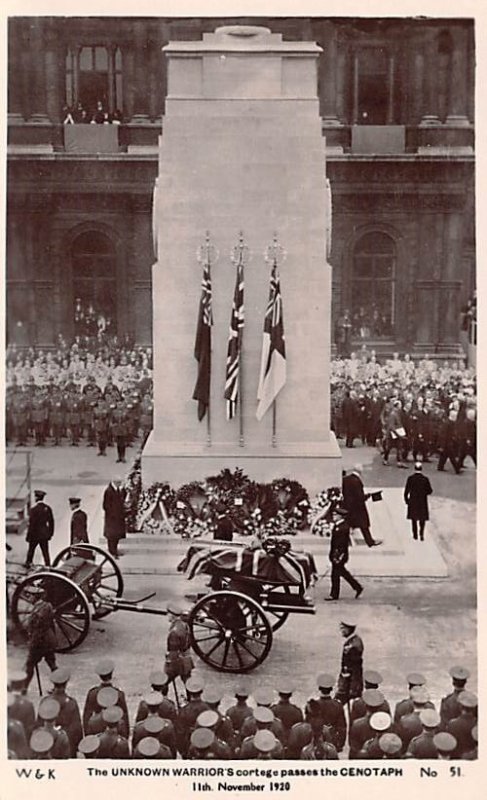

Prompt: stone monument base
xmin=141 ymin=431 xmax=342 ymax=497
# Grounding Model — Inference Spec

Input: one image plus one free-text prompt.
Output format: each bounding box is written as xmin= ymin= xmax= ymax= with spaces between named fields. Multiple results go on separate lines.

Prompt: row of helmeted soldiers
xmin=7 ymin=660 xmax=477 ymax=760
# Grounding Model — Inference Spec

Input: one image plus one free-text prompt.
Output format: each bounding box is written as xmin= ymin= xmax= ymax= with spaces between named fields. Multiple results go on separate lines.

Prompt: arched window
xmin=65 ymin=46 xmax=123 ymax=117
xmin=71 ymin=231 xmax=117 ymax=334
xmin=351 ymin=232 xmax=395 ymax=339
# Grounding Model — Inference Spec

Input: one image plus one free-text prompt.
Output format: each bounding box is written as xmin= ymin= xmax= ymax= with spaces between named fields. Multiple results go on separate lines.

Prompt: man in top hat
xmin=348 ymin=690 xmax=386 ymax=758
xmin=393 ymin=673 xmax=433 ymax=723
xmin=36 ymin=697 xmax=71 ymax=758
xmin=433 ymin=732 xmax=458 ymax=760
xmin=342 ymin=466 xmax=382 ymax=547
xmin=24 ymin=585 xmax=58 ymax=688
xmin=440 ymin=666 xmax=471 ymax=726
xmin=69 ymin=497 xmax=89 ymax=546
xmin=308 ymin=673 xmax=347 ymax=752
xmin=226 ymin=684 xmax=253 ymax=735
xmin=8 ymin=694 xmax=30 ymax=758
xmin=239 ymin=708 xmax=284 ymax=759
xmin=97 ymin=706 xmax=130 ymax=759
xmin=164 ymin=603 xmax=194 ymax=684
xmin=47 ymin=668 xmax=83 ymax=756
xmin=270 ymin=684 xmax=304 ymax=742
xmin=102 ymin=479 xmax=126 ymax=558
xmin=134 ymin=671 xmax=177 ymax=724
xmin=350 ymin=670 xmax=390 ymax=723
xmin=133 ymin=735 xmax=172 ymax=759
xmin=358 ymin=712 xmax=393 ymax=759
xmin=335 ymin=618 xmax=364 ymax=706
xmin=325 ymin=493 xmax=363 ymax=601
xmin=132 ymin=693 xmax=177 ymax=757
xmin=378 ymin=732 xmax=403 ymax=759
xmin=24 ymin=489 xmax=55 ymax=567
xmin=8 ymin=671 xmax=36 ymax=738
xmin=403 ymin=462 xmax=433 ymax=541
xmin=446 ymin=691 xmax=478 ymax=758
xmin=82 ymin=659 xmax=129 ymax=738
xmin=406 ymin=709 xmax=441 ymax=758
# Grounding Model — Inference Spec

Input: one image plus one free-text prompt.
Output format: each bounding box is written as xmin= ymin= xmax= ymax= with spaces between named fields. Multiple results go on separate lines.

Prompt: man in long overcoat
xmin=342 ymin=466 xmax=381 ymax=547
xmin=25 ymin=489 xmax=55 ymax=566
xmin=403 ymin=462 xmax=433 ymax=541
xmin=102 ymin=479 xmax=126 ymax=558
xmin=69 ymin=497 xmax=89 ymax=545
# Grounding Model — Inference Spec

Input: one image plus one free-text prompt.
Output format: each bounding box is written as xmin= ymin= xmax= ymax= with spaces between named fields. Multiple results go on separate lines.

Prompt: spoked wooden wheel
xmin=11 ymin=572 xmax=90 ymax=652
xmin=188 ymin=590 xmax=273 ymax=673
xmin=53 ymin=544 xmax=124 ymax=619
xmin=261 ymin=584 xmax=290 ymax=632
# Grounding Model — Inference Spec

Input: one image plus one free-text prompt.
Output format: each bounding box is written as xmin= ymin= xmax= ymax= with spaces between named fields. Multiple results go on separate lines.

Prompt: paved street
xmin=6 ymin=438 xmax=477 ymax=739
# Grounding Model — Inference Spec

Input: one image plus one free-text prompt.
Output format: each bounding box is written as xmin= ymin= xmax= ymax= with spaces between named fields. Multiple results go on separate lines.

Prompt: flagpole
xmin=272 ymin=399 xmax=277 ymax=447
xmin=206 ymin=231 xmax=212 ymax=448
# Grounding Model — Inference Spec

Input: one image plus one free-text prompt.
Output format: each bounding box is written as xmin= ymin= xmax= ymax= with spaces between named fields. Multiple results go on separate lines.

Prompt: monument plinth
xmin=142 ymin=25 xmax=341 ymax=494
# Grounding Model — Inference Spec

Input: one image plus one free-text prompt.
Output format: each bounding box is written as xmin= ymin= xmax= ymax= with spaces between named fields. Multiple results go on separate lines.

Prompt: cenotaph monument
xmin=142 ymin=25 xmax=341 ymax=494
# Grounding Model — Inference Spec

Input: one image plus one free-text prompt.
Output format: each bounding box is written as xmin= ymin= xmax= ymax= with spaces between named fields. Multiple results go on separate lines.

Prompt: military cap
xmin=379 ymin=733 xmax=402 ymax=756
xmin=201 ymin=688 xmax=222 ymax=705
xmin=254 ymin=730 xmax=277 ymax=753
xmin=8 ymin=670 xmax=27 ymax=688
xmin=362 ymin=689 xmax=385 ymax=709
xmin=149 ymin=670 xmax=168 ymax=688
xmin=370 ymin=712 xmax=391 ymax=732
xmin=144 ymin=716 xmax=165 ymax=735
xmin=433 ymin=732 xmax=457 ymax=754
xmin=340 ymin=616 xmax=357 ymax=629
xmin=102 ymin=706 xmax=123 ymax=725
xmin=38 ymin=697 xmax=60 ymax=721
xmin=191 ymin=728 xmax=215 ymax=750
xmin=235 ymin=684 xmax=250 ymax=698
xmin=144 ymin=691 xmax=163 ymax=708
xmin=406 ymin=672 xmax=426 ymax=687
xmin=254 ymin=707 xmax=274 ymax=724
xmin=186 ymin=677 xmax=204 ymax=694
xmin=97 ymin=686 xmax=119 ymax=708
xmin=95 ymin=659 xmax=115 ymax=677
xmin=197 ymin=710 xmax=219 ymax=729
xmin=276 ymin=682 xmax=294 ymax=696
xmin=254 ymin=688 xmax=275 ymax=706
xmin=419 ymin=709 xmax=440 ymax=729
xmin=410 ymin=686 xmax=430 ymax=705
xmin=78 ymin=735 xmax=100 ymax=756
xmin=50 ymin=667 xmax=71 ymax=685
xmin=458 ymin=691 xmax=477 ymax=709
xmin=317 ymin=673 xmax=335 ymax=690
xmin=30 ymin=729 xmax=54 ymax=754
xmin=364 ymin=670 xmax=383 ymax=687
xmin=137 ymin=736 xmax=161 ymax=758
xmin=34 ymin=490 xmax=46 ymax=500
xmin=449 ymin=665 xmax=470 ymax=681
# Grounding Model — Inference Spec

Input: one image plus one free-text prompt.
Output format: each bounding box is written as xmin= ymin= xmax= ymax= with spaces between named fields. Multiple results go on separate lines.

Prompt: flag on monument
xmin=224 ymin=258 xmax=245 ymax=420
xmin=256 ymin=260 xmax=286 ymax=421
xmin=192 ymin=258 xmax=213 ymax=421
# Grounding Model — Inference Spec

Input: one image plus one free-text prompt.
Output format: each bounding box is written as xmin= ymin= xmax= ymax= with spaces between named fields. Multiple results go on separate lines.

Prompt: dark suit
xmin=342 ymin=472 xmax=375 ymax=546
xmin=70 ymin=508 xmax=88 ymax=544
xmin=103 ymin=484 xmax=126 ymax=556
xmin=335 ymin=633 xmax=364 ymax=705
xmin=404 ymin=471 xmax=433 ymax=540
xmin=25 ymin=501 xmax=54 ymax=565
xmin=328 ymin=514 xmax=362 ymax=599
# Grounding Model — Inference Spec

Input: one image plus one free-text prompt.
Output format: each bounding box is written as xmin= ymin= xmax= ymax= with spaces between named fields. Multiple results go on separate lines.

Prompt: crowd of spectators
xmin=63 ymin=100 xmax=123 ymax=126
xmin=461 ymin=291 xmax=477 ymax=345
xmin=7 ymin=662 xmax=477 ymax=760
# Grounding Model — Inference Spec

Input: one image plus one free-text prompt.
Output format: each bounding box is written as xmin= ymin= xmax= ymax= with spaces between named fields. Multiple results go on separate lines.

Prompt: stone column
xmin=420 ymin=32 xmax=440 ymax=126
xmin=123 ymin=46 xmax=135 ymax=121
xmin=446 ymin=26 xmax=470 ymax=126
xmin=8 ymin=20 xmax=24 ymax=122
xmin=319 ymin=21 xmax=341 ymax=126
xmin=28 ymin=19 xmax=50 ymax=123
xmin=386 ymin=55 xmax=395 ymax=124
xmin=131 ymin=21 xmax=149 ymax=123
xmin=44 ymin=22 xmax=63 ymax=123
xmin=336 ymin=47 xmax=348 ymax=123
xmin=411 ymin=49 xmax=425 ymax=123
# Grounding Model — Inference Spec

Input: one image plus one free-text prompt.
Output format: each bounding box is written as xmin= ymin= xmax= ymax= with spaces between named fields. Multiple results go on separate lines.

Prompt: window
xmin=65 ymin=46 xmax=123 ymax=116
xmin=351 ymin=232 xmax=395 ymax=338
xmin=72 ymin=232 xmax=117 ymax=334
xmin=353 ymin=47 xmax=394 ymax=124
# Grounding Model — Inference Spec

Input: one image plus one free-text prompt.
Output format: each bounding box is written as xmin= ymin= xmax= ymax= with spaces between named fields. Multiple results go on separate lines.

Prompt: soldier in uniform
xmin=447 ymin=691 xmax=478 ymax=758
xmin=239 ymin=708 xmax=284 ymax=759
xmin=49 ymin=390 xmax=65 ymax=446
xmin=201 ymin=688 xmax=236 ymax=751
xmin=29 ymin=729 xmax=55 ymax=759
xmin=300 ymin=716 xmax=338 ymax=760
xmin=8 ymin=694 xmax=30 ymax=758
xmin=25 ymin=489 xmax=55 ymax=566
xmin=77 ymin=735 xmax=101 ymax=759
xmin=192 ymin=710 xmax=233 ymax=758
xmin=188 ymin=728 xmax=217 ymax=760
xmin=31 ymin=389 xmax=46 ymax=446
xmin=24 ymin=585 xmax=58 ymax=687
xmin=94 ymin=398 xmax=110 ymax=456
xmin=396 ymin=686 xmax=435 ymax=753
xmin=253 ymin=730 xmax=283 ymax=760
xmin=132 ymin=693 xmax=177 ymax=757
xmin=350 ymin=670 xmax=391 ymax=723
xmin=240 ymin=691 xmax=285 ymax=746
xmin=82 ymin=660 xmax=129 ymax=738
xmin=133 ymin=735 xmax=172 ymax=759
xmin=69 ymin=497 xmax=89 ymax=545
xmin=8 ymin=671 xmax=36 ymax=738
xmin=270 ymin=684 xmax=304 ymax=745
xmin=406 ymin=709 xmax=441 ymax=758
xmin=308 ymin=673 xmax=346 ymax=753
xmin=134 ymin=671 xmax=177 ymax=724
xmin=67 ymin=389 xmax=83 ymax=446
xmin=226 ymin=685 xmax=253 ymax=737
xmin=433 ymin=732 xmax=458 ymax=760
xmin=378 ymin=733 xmax=403 ymax=759
xmin=440 ymin=665 xmax=471 ymax=727
xmin=112 ymin=400 xmax=128 ymax=463
xmin=325 ymin=494 xmax=363 ymax=601
xmin=103 ymin=375 xmax=121 ymax=404
xmin=164 ymin=604 xmax=194 ymax=685
xmin=348 ymin=690 xmax=386 ymax=758
xmin=139 ymin=395 xmax=154 ymax=446
xmin=36 ymin=697 xmax=71 ymax=758
xmin=335 ymin=618 xmax=364 ymax=705
xmin=176 ymin=677 xmax=209 ymax=757
xmin=462 ymin=725 xmax=477 ymax=761
xmin=47 ymin=668 xmax=83 ymax=757
xmin=12 ymin=388 xmax=30 ymax=446
xmin=358 ymin=712 xmax=393 ymax=759
xmin=393 ymin=673 xmax=431 ymax=723
xmin=97 ymin=706 xmax=130 ymax=758
xmin=85 ymin=686 xmax=124 ymax=735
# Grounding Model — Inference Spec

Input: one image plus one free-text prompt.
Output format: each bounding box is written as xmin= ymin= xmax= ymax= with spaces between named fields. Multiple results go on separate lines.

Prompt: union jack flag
xmin=256 ymin=260 xmax=286 ymax=420
xmin=224 ymin=256 xmax=245 ymax=420
xmin=192 ymin=259 xmax=213 ymax=421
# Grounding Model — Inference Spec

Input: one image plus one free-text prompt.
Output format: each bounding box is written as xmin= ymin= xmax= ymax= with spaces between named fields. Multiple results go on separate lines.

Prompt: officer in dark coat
xmin=309 ymin=674 xmax=347 ymax=752
xmin=134 ymin=671 xmax=177 ymax=724
xmin=94 ymin=398 xmax=110 ymax=456
xmin=350 ymin=671 xmax=391 ymax=723
xmin=97 ymin=707 xmax=130 ymax=758
xmin=325 ymin=492 xmax=363 ymax=601
xmin=226 ymin=685 xmax=253 ymax=737
xmin=46 ymin=668 xmax=83 ymax=757
xmin=131 ymin=694 xmax=177 ymax=757
xmin=341 ymin=391 xmax=359 ymax=448
xmin=440 ymin=666 xmax=471 ymax=727
xmin=102 ymin=479 xmax=126 ymax=557
xmin=348 ymin=690 xmax=385 ymax=758
xmin=8 ymin=695 xmax=30 ymax=758
xmin=24 ymin=586 xmax=58 ymax=688
xmin=437 ymin=410 xmax=462 ymax=473
xmin=446 ymin=691 xmax=478 ymax=758
xmin=82 ymin=660 xmax=129 ymax=738
xmin=69 ymin=497 xmax=89 ymax=545
xmin=8 ymin=671 xmax=36 ymax=738
xmin=342 ymin=466 xmax=381 ymax=547
xmin=406 ymin=709 xmax=441 ymax=758
xmin=49 ymin=391 xmax=65 ymax=446
xmin=112 ymin=400 xmax=128 ymax=463
xmin=335 ymin=618 xmax=364 ymax=705
xmin=403 ymin=462 xmax=433 ymax=541
xmin=25 ymin=489 xmax=55 ymax=566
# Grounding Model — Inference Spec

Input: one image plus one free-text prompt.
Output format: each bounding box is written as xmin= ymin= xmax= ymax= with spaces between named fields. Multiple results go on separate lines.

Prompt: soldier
xmin=132 ymin=693 xmax=177 ymax=757
xmin=94 ymin=398 xmax=110 ymax=456
xmin=31 ymin=389 xmax=46 ymax=446
xmin=350 ymin=671 xmax=391 ymax=723
xmin=462 ymin=725 xmax=478 ymax=760
xmin=447 ymin=691 xmax=478 ymax=758
xmin=25 ymin=489 xmax=55 ymax=567
xmin=239 ymin=708 xmax=284 ymax=759
xmin=378 ymin=733 xmax=403 ymax=759
xmin=139 ymin=395 xmax=153 ymax=446
xmin=29 ymin=729 xmax=55 ymax=759
xmin=86 ymin=686 xmax=123 ymax=735
xmin=406 ymin=709 xmax=441 ymax=758
xmin=433 ymin=732 xmax=458 ymax=760
xmin=49 ymin=390 xmax=65 ymax=446
xmin=201 ymin=688 xmax=236 ymax=750
xmin=271 ymin=684 xmax=304 ymax=744
xmin=188 ymin=728 xmax=217 ymax=760
xmin=300 ymin=716 xmax=338 ymax=760
xmin=12 ymin=387 xmax=30 ymax=446
xmin=8 ymin=694 xmax=30 ymax=758
xmin=82 ymin=377 xmax=100 ymax=445
xmin=396 ymin=686 xmax=435 ymax=753
xmin=8 ymin=671 xmax=36 ymax=738
xmin=253 ymin=730 xmax=283 ymax=760
xmin=67 ymin=389 xmax=83 ymax=446
xmin=437 ymin=409 xmax=462 ymax=473
xmin=36 ymin=697 xmax=71 ymax=758
xmin=82 ymin=660 xmax=129 ymax=738
xmin=192 ymin=710 xmax=232 ymax=758
xmin=393 ymin=673 xmax=433 ymax=724
xmin=309 ymin=674 xmax=346 ymax=753
xmin=412 ymin=398 xmax=431 ymax=462
xmin=287 ymin=715 xmax=313 ymax=759
xmin=240 ymin=695 xmax=286 ymax=746
xmin=335 ymin=617 xmax=364 ymax=705
xmin=348 ymin=690 xmax=386 ymax=758
xmin=325 ymin=494 xmax=363 ymax=601
xmin=176 ymin=677 xmax=209 ymax=757
xmin=134 ymin=671 xmax=177 ymax=724
xmin=440 ymin=665 xmax=471 ymax=727
xmin=226 ymin=685 xmax=253 ymax=736
xmin=133 ymin=735 xmax=172 ymax=759
xmin=103 ymin=375 xmax=121 ymax=404
xmin=77 ymin=735 xmax=101 ymax=759
xmin=97 ymin=707 xmax=130 ymax=758
xmin=358 ymin=712 xmax=394 ymax=759
xmin=24 ymin=585 xmax=58 ymax=687
xmin=164 ymin=604 xmax=194 ymax=685
xmin=112 ymin=400 xmax=128 ymax=463
xmin=47 ymin=668 xmax=83 ymax=757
